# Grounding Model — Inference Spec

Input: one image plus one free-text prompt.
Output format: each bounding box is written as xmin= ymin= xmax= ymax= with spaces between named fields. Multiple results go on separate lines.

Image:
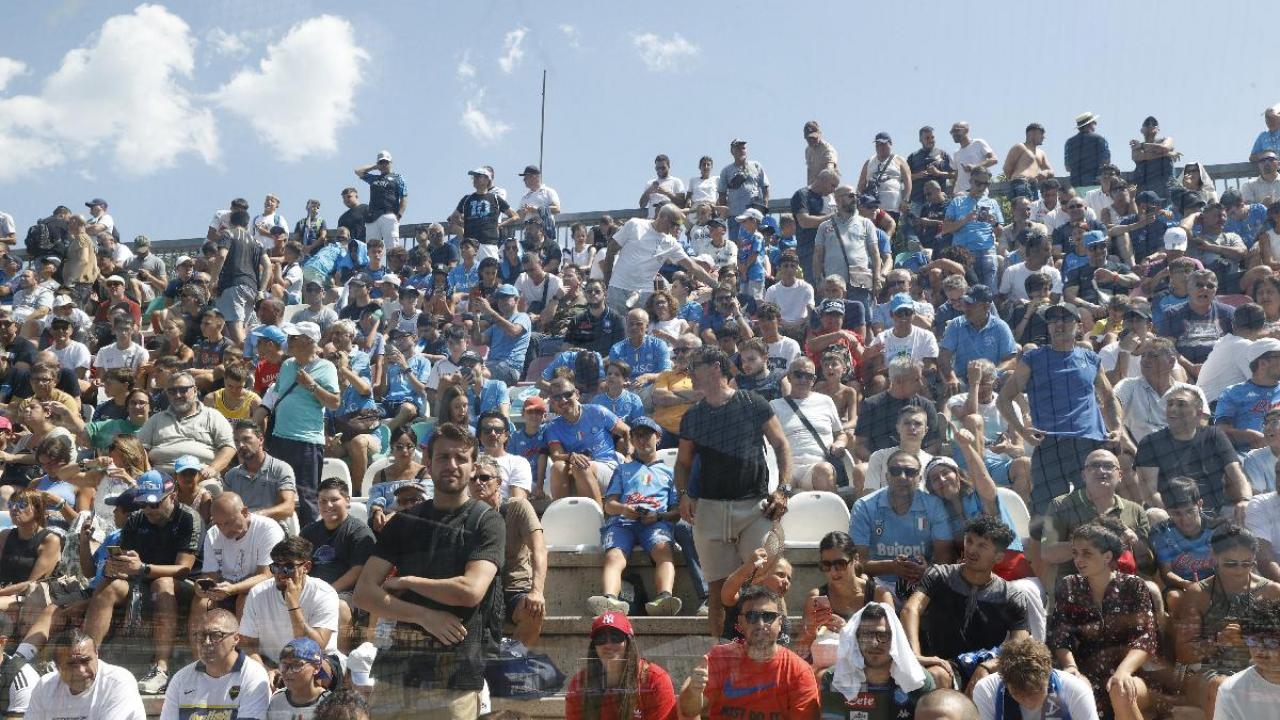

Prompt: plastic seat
xmin=199 ymin=478 xmax=224 ymax=497
xmin=348 ymin=502 xmax=369 ymax=526
xmin=508 ymin=385 xmax=540 ymax=416
xmin=656 ymin=448 xmax=679 ymax=469
xmin=0 ymin=511 xmax=10 ymax=529
xmin=541 ymin=497 xmax=604 ymax=552
xmin=411 ymin=419 xmax=437 ymax=446
xmin=764 ymin=442 xmax=780 ymax=494
xmin=321 ymin=458 xmax=352 ymax=496
xmin=779 ymin=491 xmax=851 ymax=548
xmin=997 ymin=487 xmax=1031 ymax=541
xmin=362 ymin=457 xmax=395 ymax=492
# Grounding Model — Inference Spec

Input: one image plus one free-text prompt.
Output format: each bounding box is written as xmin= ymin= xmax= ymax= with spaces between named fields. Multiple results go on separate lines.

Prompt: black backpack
xmin=24 ymin=219 xmax=54 ymax=257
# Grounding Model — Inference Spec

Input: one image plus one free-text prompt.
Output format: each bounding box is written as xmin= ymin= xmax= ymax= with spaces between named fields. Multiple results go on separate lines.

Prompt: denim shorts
xmin=602 ymin=519 xmax=674 ymax=554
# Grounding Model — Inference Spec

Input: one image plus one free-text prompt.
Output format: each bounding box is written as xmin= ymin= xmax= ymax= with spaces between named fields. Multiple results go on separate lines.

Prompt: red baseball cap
xmin=591 ymin=612 xmax=634 ymax=638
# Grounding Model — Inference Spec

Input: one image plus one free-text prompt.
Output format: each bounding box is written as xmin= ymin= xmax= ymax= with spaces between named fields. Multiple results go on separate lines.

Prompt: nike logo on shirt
xmin=722 ymin=679 xmax=776 ymax=698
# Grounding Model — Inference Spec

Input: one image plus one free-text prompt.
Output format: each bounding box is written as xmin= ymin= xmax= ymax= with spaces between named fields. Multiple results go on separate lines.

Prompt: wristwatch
xmin=139 ymin=564 xmax=151 ymax=579
xmin=778 ymin=484 xmax=793 ymax=496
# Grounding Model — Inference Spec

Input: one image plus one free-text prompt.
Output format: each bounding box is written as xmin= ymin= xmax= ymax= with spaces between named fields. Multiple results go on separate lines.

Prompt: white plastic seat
xmin=779 ymin=491 xmax=851 ymax=548
xmin=764 ymin=442 xmax=780 ymax=494
xmin=284 ymin=514 xmax=300 ymax=536
xmin=362 ymin=457 xmax=395 ymax=492
xmin=997 ymin=487 xmax=1031 ymax=541
xmin=200 ymin=478 xmax=224 ymax=497
xmin=348 ymin=501 xmax=369 ymax=525
xmin=541 ymin=497 xmax=604 ymax=553
xmin=321 ymin=458 xmax=352 ymax=496
xmin=655 ymin=448 xmax=679 ymax=470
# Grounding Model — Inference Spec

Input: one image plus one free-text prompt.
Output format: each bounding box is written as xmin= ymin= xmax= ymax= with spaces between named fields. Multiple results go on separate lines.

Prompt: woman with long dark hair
xmin=798 ymin=530 xmax=892 ymax=664
xmin=565 ymin=612 xmax=676 ymax=720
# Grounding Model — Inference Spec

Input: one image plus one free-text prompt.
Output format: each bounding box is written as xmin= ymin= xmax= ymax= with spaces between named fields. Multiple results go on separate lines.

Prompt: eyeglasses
xmin=790 ymin=371 xmax=815 ymax=381
xmin=1067 ymin=204 xmax=1085 ymax=209
xmin=281 ymin=660 xmax=318 ymax=673
xmin=472 ymin=473 xmax=497 ymax=484
xmin=166 ymin=385 xmax=196 ymax=395
xmin=584 ymin=287 xmax=604 ymax=296
xmin=1245 ymin=636 xmax=1280 ymax=650
xmin=592 ymin=630 xmax=629 ymax=646
xmin=742 ymin=610 xmax=781 ymax=625
xmin=887 ymin=465 xmax=919 ymax=478
xmin=480 ymin=426 xmax=506 ymax=435
xmin=1086 ymin=461 xmax=1119 ymax=472
xmin=672 ymin=347 xmax=691 ymax=354
xmin=819 ymin=558 xmax=851 ymax=572
xmin=856 ymin=630 xmax=891 ymax=645
xmin=197 ymin=630 xmax=234 ymax=644
xmin=7 ymin=500 xmax=29 ymax=511
xmin=551 ymin=391 xmax=574 ymax=402
xmin=269 ymin=562 xmax=303 ymax=574
xmin=1219 ymin=559 xmax=1256 ymax=569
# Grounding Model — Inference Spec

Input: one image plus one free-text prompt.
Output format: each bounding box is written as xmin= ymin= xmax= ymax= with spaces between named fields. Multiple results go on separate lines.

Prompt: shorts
xmin=379 ymin=397 xmax=421 ymax=419
xmin=791 ymin=460 xmax=825 ymax=490
xmin=602 ymin=519 xmax=674 ymax=554
xmin=504 ymin=590 xmax=528 ymax=619
xmin=551 ymin=460 xmax=615 ymax=499
xmin=216 ymin=285 xmax=258 ymax=323
xmin=370 ymin=646 xmax=481 ymax=719
xmin=365 ymin=213 xmax=401 ymax=246
xmin=692 ymin=496 xmax=773 ymax=582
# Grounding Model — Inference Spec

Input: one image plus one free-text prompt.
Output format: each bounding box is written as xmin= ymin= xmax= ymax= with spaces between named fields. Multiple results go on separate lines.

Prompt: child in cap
xmin=268 ymin=637 xmax=331 ymax=716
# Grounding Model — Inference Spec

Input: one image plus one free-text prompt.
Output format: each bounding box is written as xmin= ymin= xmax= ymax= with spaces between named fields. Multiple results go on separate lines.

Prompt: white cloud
xmin=457 ymin=51 xmax=476 ymax=81
xmin=215 ymin=15 xmax=368 ymax=161
xmin=560 ymin=24 xmax=581 ymax=49
xmin=460 ymin=90 xmax=511 ymax=145
xmin=206 ymin=28 xmax=250 ymax=58
xmin=498 ymin=27 xmax=528 ymax=74
xmin=632 ymin=32 xmax=698 ymax=72
xmin=0 ymin=58 xmax=27 ymax=92
xmin=0 ymin=3 xmax=218 ymax=180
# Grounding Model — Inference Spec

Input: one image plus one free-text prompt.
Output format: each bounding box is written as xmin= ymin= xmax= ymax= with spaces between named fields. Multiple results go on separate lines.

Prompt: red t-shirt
xmin=255 ymin=358 xmax=281 ymax=395
xmin=564 ymin=659 xmax=677 ymax=720
xmin=703 ymin=642 xmax=820 ymax=719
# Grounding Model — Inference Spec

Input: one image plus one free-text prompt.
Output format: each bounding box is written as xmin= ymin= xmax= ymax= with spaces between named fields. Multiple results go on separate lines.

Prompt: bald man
xmin=603 ymin=204 xmax=718 ymax=314
xmin=187 ymin=492 xmax=283 ymax=651
xmin=914 ymin=688 xmax=980 ymax=720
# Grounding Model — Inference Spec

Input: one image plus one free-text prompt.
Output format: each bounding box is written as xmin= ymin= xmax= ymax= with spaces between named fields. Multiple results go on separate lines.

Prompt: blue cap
xmin=252 ymin=325 xmax=287 ymax=346
xmin=819 ymin=298 xmax=846 ymax=315
xmin=629 ymin=416 xmax=663 ymax=435
xmin=174 ymin=455 xmax=204 ymax=474
xmin=104 ymin=488 xmax=140 ymax=512
xmin=135 ymin=470 xmax=174 ymax=505
xmin=963 ymin=284 xmax=994 ymax=304
xmin=1084 ymin=230 xmax=1108 ymax=247
xmin=281 ymin=637 xmax=325 ymax=665
xmin=889 ymin=293 xmax=915 ymax=314
xmin=493 ymin=284 xmax=519 ymax=298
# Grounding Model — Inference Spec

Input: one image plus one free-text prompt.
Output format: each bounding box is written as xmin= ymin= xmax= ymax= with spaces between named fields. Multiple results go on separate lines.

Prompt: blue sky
xmin=0 ymin=0 xmax=1274 ymax=241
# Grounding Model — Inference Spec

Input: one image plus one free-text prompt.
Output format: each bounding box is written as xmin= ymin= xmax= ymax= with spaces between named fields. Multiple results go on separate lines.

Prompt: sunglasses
xmin=391 ymin=443 xmax=416 ymax=451
xmin=480 ymin=426 xmax=507 ymax=435
xmin=1219 ymin=559 xmax=1256 ymax=569
xmin=887 ymin=465 xmax=919 ymax=478
xmin=1245 ymin=636 xmax=1280 ymax=650
xmin=471 ymin=473 xmax=497 ymax=484
xmin=166 ymin=385 xmax=197 ymax=395
xmin=551 ymin=391 xmax=574 ymax=402
xmin=269 ymin=562 xmax=303 ymax=574
xmin=742 ymin=610 xmax=781 ymax=625
xmin=819 ymin=558 xmax=851 ymax=572
xmin=593 ymin=630 xmax=629 ymax=646
xmin=790 ymin=371 xmax=815 ymax=381
xmin=7 ymin=499 xmax=29 ymax=511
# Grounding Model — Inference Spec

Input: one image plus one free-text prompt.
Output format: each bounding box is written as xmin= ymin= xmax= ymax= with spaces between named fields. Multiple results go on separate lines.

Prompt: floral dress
xmin=1047 ymin=573 xmax=1158 ymax=719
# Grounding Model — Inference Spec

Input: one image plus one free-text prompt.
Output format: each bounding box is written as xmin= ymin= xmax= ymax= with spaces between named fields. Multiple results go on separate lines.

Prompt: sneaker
xmin=137 ymin=664 xmax=169 ymax=694
xmin=696 ymin=600 xmax=710 ymax=617
xmin=587 ymin=595 xmax=629 ymax=615
xmin=645 ymin=594 xmax=683 ymax=616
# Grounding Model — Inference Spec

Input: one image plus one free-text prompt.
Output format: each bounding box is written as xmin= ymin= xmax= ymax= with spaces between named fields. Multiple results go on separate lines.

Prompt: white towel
xmin=829 ymin=601 xmax=929 ymax=699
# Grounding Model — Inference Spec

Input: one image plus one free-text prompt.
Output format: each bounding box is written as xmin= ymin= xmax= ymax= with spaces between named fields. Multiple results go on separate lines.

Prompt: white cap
xmin=176 ymin=255 xmax=194 ymax=266
xmin=381 ymin=274 xmax=401 ymax=286
xmin=376 ymin=150 xmax=393 ymax=162
xmin=284 ymin=321 xmax=321 ymax=343
xmin=1247 ymin=338 xmax=1280 ymax=365
xmin=467 ymin=167 xmax=493 ymax=180
xmin=347 ymin=642 xmax=377 ymax=687
xmin=105 ymin=275 xmax=126 ymax=285
xmin=53 ymin=296 xmax=75 ymax=308
xmin=1163 ymin=227 xmax=1188 ymax=251
xmin=735 ymin=208 xmax=764 ymax=223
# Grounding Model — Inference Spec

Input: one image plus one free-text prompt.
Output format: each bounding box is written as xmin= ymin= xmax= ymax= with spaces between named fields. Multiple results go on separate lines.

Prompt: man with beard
xmin=161 ymin=608 xmax=272 ymax=717
xmin=679 ymin=585 xmax=819 ymax=718
xmin=353 ymin=422 xmax=504 ymax=718
xmin=565 ymin=278 xmax=625 ymax=355
xmin=137 ymin=371 xmax=236 ymax=478
xmin=640 ymin=153 xmax=687 ymax=217
xmin=222 ymin=420 xmax=299 ymax=523
xmin=817 ymin=602 xmax=935 ymax=718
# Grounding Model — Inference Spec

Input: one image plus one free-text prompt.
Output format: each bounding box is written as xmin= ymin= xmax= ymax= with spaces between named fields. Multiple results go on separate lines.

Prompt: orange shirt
xmin=651 ymin=369 xmax=694 ymax=434
xmin=703 ymin=642 xmax=820 ymax=719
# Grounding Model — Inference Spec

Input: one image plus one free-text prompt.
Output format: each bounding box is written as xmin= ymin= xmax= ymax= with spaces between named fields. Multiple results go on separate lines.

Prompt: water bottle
xmin=374 ymin=618 xmax=396 ymax=650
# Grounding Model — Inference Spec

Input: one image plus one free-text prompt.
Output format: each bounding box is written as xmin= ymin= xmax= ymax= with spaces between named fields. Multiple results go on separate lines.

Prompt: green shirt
xmin=84 ymin=418 xmax=144 ymax=450
xmin=1041 ymin=488 xmax=1150 ymax=579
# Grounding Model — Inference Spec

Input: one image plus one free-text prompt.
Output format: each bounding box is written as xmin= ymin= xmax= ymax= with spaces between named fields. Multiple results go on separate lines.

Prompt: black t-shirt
xmin=1005 ymin=302 xmax=1050 ymax=346
xmin=301 ymin=516 xmax=377 ymax=586
xmin=917 ymin=563 xmax=1028 ymax=660
xmin=1064 ymin=260 xmax=1132 ymax=306
xmin=680 ymin=390 xmax=774 ymax=500
xmin=216 ymin=228 xmax=264 ymax=293
xmin=907 ymin=147 xmax=954 ymax=201
xmin=854 ymin=392 xmax=940 ymax=452
xmin=2 ymin=336 xmax=37 ymax=368
xmin=1051 ymin=218 xmax=1105 ymax=250
xmin=565 ymin=307 xmax=624 ymax=355
xmin=790 ymin=187 xmax=828 ymax=250
xmin=373 ymin=498 xmax=504 ymax=691
xmin=337 ymin=205 xmax=368 ymax=241
xmin=455 ymin=193 xmax=511 ymax=245
xmin=120 ymin=503 xmax=199 ymax=566
xmin=429 ymin=242 xmax=460 ymax=269
xmin=1135 ymin=426 xmax=1238 ymax=510
xmin=338 ymin=300 xmax=374 ymax=322
xmin=11 ymin=366 xmax=79 ymax=401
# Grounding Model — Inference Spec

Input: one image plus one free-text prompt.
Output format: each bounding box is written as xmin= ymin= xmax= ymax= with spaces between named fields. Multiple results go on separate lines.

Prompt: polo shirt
xmin=1040 ymin=488 xmax=1148 ymax=578
xmin=943 ymin=195 xmax=1003 ymax=253
xmin=939 ymin=313 xmax=1016 ymax=377
xmin=222 ymin=455 xmax=297 ymax=514
xmin=850 ymin=487 xmax=951 ymax=592
xmin=137 ymin=405 xmax=235 ymax=472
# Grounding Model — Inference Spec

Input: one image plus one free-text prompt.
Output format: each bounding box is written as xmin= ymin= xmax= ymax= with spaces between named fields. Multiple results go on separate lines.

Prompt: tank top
xmin=0 ymin=528 xmax=52 ymax=585
xmin=1199 ymin=575 xmax=1266 ymax=673
xmin=866 ymin=154 xmax=904 ymax=209
xmin=210 ymin=388 xmax=258 ymax=421
xmin=1024 ymin=346 xmax=1106 ymax=440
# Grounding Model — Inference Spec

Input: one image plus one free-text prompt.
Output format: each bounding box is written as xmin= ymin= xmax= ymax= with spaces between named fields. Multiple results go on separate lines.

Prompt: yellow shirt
xmin=651 ymin=369 xmax=693 ymax=433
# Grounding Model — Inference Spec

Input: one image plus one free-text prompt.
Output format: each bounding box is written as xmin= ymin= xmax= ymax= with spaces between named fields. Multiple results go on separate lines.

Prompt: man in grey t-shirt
xmin=222 ymin=420 xmax=298 ymax=524
xmin=717 ymin=139 xmax=770 ymax=236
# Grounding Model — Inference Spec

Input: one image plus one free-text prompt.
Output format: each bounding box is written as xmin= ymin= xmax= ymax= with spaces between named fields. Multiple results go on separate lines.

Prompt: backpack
xmin=24 ymin=219 xmax=58 ymax=258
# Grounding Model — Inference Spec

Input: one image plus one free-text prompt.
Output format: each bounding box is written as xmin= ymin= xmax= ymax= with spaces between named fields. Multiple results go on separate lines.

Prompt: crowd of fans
xmin=0 ymin=109 xmax=1280 ymax=719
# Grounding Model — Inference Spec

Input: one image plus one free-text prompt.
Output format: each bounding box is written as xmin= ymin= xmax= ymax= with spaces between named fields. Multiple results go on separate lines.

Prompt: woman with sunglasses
xmin=565 ymin=612 xmax=676 ymax=720
xmin=0 ymin=488 xmax=60 ymax=620
xmin=365 ymin=426 xmax=429 ymax=533
xmin=798 ymin=531 xmax=892 ymax=663
xmin=1169 ymin=524 xmax=1280 ymax=717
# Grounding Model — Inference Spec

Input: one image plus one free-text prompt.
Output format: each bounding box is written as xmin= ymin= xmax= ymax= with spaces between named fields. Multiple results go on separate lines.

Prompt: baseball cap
xmin=803 ymin=120 xmax=821 ymax=136
xmin=104 ymin=489 xmax=140 ymax=512
xmin=924 ymin=456 xmax=960 ymax=482
xmin=493 ymin=284 xmax=520 ymax=298
xmin=459 ymin=350 xmax=484 ymax=365
xmin=347 ymin=642 xmax=376 ymax=687
xmin=105 ymin=275 xmax=126 ymax=285
xmin=889 ymin=293 xmax=915 ymax=314
xmin=729 ymin=138 xmax=747 ymax=147
xmin=281 ymin=637 xmax=325 ymax=665
xmin=819 ymin=298 xmax=846 ymax=315
xmin=381 ymin=274 xmax=401 ymax=287
xmin=347 ymin=274 xmax=368 ymax=287
xmin=252 ymin=325 xmax=287 ymax=346
xmin=629 ymin=416 xmax=663 ymax=435
xmin=468 ymin=167 xmax=494 ymax=180
xmin=523 ymin=396 xmax=548 ymax=413
xmin=40 ymin=256 xmax=61 ymax=266
xmin=735 ymin=208 xmax=764 ymax=223
xmin=133 ymin=235 xmax=151 ymax=248
xmin=874 ymin=131 xmax=892 ymax=144
xmin=53 ymin=296 xmax=75 ymax=308
xmin=858 ymin=194 xmax=881 ymax=208
xmin=1247 ymin=338 xmax=1280 ymax=365
xmin=1163 ymin=227 xmax=1189 ymax=251
xmin=0 ymin=417 xmax=11 ymax=432
xmin=1135 ymin=190 xmax=1162 ymax=206
xmin=963 ymin=285 xmax=994 ymax=304
xmin=591 ymin=611 xmax=634 ymax=638
xmin=1043 ymin=302 xmax=1081 ymax=321
xmin=284 ymin=321 xmax=321 ymax=343
xmin=176 ymin=255 xmax=194 ymax=267
xmin=376 ymin=150 xmax=393 ymax=162
xmin=135 ymin=470 xmax=174 ymax=505
xmin=1084 ymin=230 xmax=1108 ymax=247
xmin=388 ymin=327 xmax=412 ymax=339
xmin=1125 ymin=302 xmax=1153 ymax=321
xmin=706 ymin=218 xmax=726 ymax=229
xmin=394 ymin=481 xmax=431 ymax=496
xmin=173 ymin=455 xmax=204 ymax=474
xmin=85 ymin=198 xmax=108 ymax=208
xmin=518 ymin=164 xmax=541 ymax=176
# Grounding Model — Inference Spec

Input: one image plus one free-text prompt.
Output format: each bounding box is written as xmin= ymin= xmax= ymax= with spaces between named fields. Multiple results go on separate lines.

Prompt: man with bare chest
xmin=1004 ymin=123 xmax=1054 ymax=201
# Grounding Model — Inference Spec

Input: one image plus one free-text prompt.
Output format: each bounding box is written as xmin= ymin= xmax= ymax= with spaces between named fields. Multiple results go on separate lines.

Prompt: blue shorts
xmin=379 ymin=397 xmax=420 ymax=419
xmin=602 ymin=519 xmax=673 ymax=554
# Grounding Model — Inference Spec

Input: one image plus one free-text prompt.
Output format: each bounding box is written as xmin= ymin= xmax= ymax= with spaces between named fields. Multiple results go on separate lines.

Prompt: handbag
xmin=335 ymin=407 xmax=382 ymax=440
xmin=483 ymin=639 xmax=566 ymax=699
xmin=264 ymin=380 xmax=299 ymax=438
xmin=831 ymin=218 xmax=875 ymax=290
xmin=784 ymin=397 xmax=851 ymax=488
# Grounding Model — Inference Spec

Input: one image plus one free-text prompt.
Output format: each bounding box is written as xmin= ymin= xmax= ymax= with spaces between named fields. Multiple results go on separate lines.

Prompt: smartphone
xmin=815 ymin=595 xmax=832 ymax=614
xmin=107 ymin=545 xmax=124 ymax=558
xmin=196 ymin=578 xmax=217 ymax=591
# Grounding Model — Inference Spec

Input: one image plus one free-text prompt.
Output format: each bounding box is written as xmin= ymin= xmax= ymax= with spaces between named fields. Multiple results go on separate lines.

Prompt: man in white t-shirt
xmin=207 ymin=197 xmax=249 ymax=242
xmin=641 ymin=154 xmax=687 ymax=218
xmin=865 ymin=294 xmax=939 ymax=388
xmin=950 ymin=122 xmax=998 ymax=195
xmin=1199 ymin=302 xmax=1268 ymax=403
xmin=91 ymin=315 xmax=150 ymax=374
xmin=238 ymin=535 xmax=340 ymax=686
xmin=188 ymin=492 xmax=284 ymax=652
xmin=251 ymin=194 xmax=288 ymax=251
xmin=514 ymin=252 xmax=565 ymax=333
xmin=770 ymin=357 xmax=847 ymax=491
xmin=478 ymin=411 xmax=535 ymax=501
xmin=754 ymin=304 xmax=803 ymax=371
xmin=161 ymin=608 xmax=271 ymax=720
xmin=688 ymin=155 xmax=718 ymax=209
xmin=27 ymin=629 xmax=145 ymax=719
xmin=998 ymin=231 xmax=1061 ymax=305
xmin=1099 ymin=302 xmax=1158 ymax=384
xmin=761 ymin=252 xmax=814 ymax=333
xmin=1213 ymin=599 xmax=1280 ymax=720
xmin=603 ymin=206 xmax=718 ymax=314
